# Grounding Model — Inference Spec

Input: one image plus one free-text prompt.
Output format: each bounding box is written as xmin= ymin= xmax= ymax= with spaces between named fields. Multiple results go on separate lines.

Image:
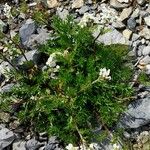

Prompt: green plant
xmin=0 ymin=16 xmax=133 ymax=145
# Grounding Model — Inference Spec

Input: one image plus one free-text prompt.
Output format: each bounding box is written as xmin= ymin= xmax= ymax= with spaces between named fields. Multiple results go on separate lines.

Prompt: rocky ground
xmin=0 ymin=0 xmax=150 ymax=149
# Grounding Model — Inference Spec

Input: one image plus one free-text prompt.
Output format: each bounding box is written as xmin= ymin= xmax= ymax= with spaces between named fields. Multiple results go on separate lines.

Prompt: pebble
xmin=112 ymin=21 xmax=125 ymax=29
xmin=78 ymin=5 xmax=89 ymax=15
xmin=142 ymin=46 xmax=150 ymax=56
xmin=131 ymin=33 xmax=140 ymax=42
xmin=131 ymin=8 xmax=140 ymax=18
xmin=0 ymin=112 xmax=10 ymax=123
xmin=72 ymin=0 xmax=84 ymax=9
xmin=47 ymin=0 xmax=59 ymax=8
xmin=137 ymin=0 xmax=145 ymax=5
xmin=119 ymin=7 xmax=133 ymax=21
xmin=139 ymin=27 xmax=150 ymax=40
xmin=110 ymin=0 xmax=130 ymax=9
xmin=122 ymin=29 xmax=132 ymax=40
xmin=144 ymin=16 xmax=150 ymax=26
xmin=0 ymin=125 xmax=15 ymax=149
xmin=13 ymin=140 xmax=26 ymax=150
xmin=127 ymin=17 xmax=136 ymax=31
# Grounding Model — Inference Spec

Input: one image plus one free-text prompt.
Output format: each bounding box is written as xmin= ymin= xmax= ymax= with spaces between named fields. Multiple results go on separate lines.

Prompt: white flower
xmin=99 ymin=68 xmax=111 ymax=80
xmin=66 ymin=144 xmax=78 ymax=150
xmin=3 ymin=3 xmax=12 ymax=19
xmin=113 ymin=143 xmax=121 ymax=150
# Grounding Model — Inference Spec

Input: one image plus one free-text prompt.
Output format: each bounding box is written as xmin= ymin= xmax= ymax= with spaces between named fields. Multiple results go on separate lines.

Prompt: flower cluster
xmin=99 ymin=68 xmax=111 ymax=81
xmin=46 ymin=50 xmax=68 ymax=79
xmin=3 ymin=3 xmax=12 ymax=19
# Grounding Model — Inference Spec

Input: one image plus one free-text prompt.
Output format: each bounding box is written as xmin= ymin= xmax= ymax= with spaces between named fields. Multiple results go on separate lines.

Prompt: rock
xmin=119 ymin=97 xmax=150 ymax=128
xmin=25 ymin=28 xmax=50 ymax=49
xmin=72 ymin=0 xmax=84 ymax=9
xmin=19 ymin=19 xmax=37 ymax=45
xmin=56 ymin=8 xmax=69 ymax=20
xmin=131 ymin=8 xmax=140 ymax=18
xmin=119 ymin=7 xmax=133 ymax=21
xmin=25 ymin=139 xmax=41 ymax=150
xmin=0 ymin=83 xmax=15 ymax=93
xmin=112 ymin=21 xmax=125 ymax=29
xmin=78 ymin=5 xmax=89 ymax=15
xmin=140 ymin=55 xmax=150 ymax=64
xmin=122 ymin=29 xmax=132 ymax=40
xmin=131 ymin=33 xmax=140 ymax=41
xmin=110 ymin=0 xmax=130 ymax=9
xmin=117 ymin=0 xmax=130 ymax=2
xmin=127 ymin=17 xmax=136 ymax=30
xmin=14 ymin=50 xmax=43 ymax=67
xmin=45 ymin=136 xmax=63 ymax=150
xmin=0 ymin=112 xmax=10 ymax=123
xmin=139 ymin=27 xmax=150 ymax=40
xmin=0 ymin=19 xmax=8 ymax=33
xmin=47 ymin=0 xmax=59 ymax=8
xmin=137 ymin=0 xmax=145 ymax=5
xmin=93 ymin=29 xmax=130 ymax=45
xmin=145 ymin=65 xmax=150 ymax=74
xmin=142 ymin=46 xmax=150 ymax=56
xmin=0 ymin=125 xmax=15 ymax=149
xmin=144 ymin=16 xmax=150 ymax=26
xmin=13 ymin=140 xmax=26 ymax=150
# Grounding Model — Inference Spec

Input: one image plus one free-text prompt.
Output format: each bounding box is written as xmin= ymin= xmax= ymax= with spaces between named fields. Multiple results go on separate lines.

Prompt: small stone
xmin=110 ymin=0 xmax=130 ymax=9
xmin=144 ymin=16 xmax=150 ymax=26
xmin=139 ymin=27 xmax=150 ymax=39
xmin=145 ymin=64 xmax=150 ymax=74
xmin=9 ymin=120 xmax=20 ymax=129
xmin=137 ymin=0 xmax=145 ymax=5
xmin=0 ymin=112 xmax=10 ymax=123
xmin=78 ymin=5 xmax=89 ymax=15
xmin=142 ymin=46 xmax=150 ymax=56
xmin=123 ymin=131 xmax=131 ymax=139
xmin=127 ymin=17 xmax=136 ymax=30
xmin=25 ymin=139 xmax=41 ymax=150
xmin=140 ymin=55 xmax=150 ymax=64
xmin=47 ymin=0 xmax=59 ymax=8
xmin=117 ymin=0 xmax=129 ymax=3
xmin=19 ymin=19 xmax=37 ymax=45
xmin=56 ymin=8 xmax=69 ymax=20
xmin=112 ymin=21 xmax=125 ymax=29
xmin=123 ymin=29 xmax=132 ymax=40
xmin=0 ymin=83 xmax=14 ymax=93
xmin=0 ymin=126 xmax=15 ymax=149
xmin=0 ymin=19 xmax=8 ymax=33
xmin=131 ymin=33 xmax=140 ymax=41
xmin=131 ymin=8 xmax=140 ymax=18
xmin=13 ymin=140 xmax=26 ymax=150
xmin=119 ymin=7 xmax=133 ymax=21
xmin=72 ymin=0 xmax=84 ymax=9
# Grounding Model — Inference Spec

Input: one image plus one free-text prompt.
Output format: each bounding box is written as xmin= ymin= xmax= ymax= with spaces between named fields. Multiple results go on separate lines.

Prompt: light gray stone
xmin=19 ymin=19 xmax=37 ymax=45
xmin=25 ymin=139 xmax=41 ymax=150
xmin=137 ymin=0 xmax=145 ymax=5
xmin=131 ymin=33 xmax=140 ymax=41
xmin=72 ymin=0 xmax=84 ymax=9
xmin=110 ymin=0 xmax=130 ymax=9
xmin=119 ymin=97 xmax=150 ymax=128
xmin=119 ymin=7 xmax=133 ymax=21
xmin=140 ymin=55 xmax=150 ymax=64
xmin=46 ymin=0 xmax=59 ymax=8
xmin=142 ymin=46 xmax=150 ymax=56
xmin=78 ymin=5 xmax=89 ymax=15
xmin=112 ymin=21 xmax=125 ymax=29
xmin=0 ymin=125 xmax=15 ymax=149
xmin=0 ymin=19 xmax=7 ymax=33
xmin=122 ymin=29 xmax=132 ymax=40
xmin=0 ymin=83 xmax=15 ymax=93
xmin=144 ymin=16 xmax=150 ymax=26
xmin=56 ymin=8 xmax=69 ymax=20
xmin=93 ymin=29 xmax=130 ymax=45
xmin=139 ymin=27 xmax=150 ymax=39
xmin=13 ymin=140 xmax=26 ymax=150
xmin=131 ymin=8 xmax=140 ymax=18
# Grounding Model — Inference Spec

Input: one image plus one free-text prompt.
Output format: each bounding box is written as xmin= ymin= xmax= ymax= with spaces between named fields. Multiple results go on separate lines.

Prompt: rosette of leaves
xmin=0 ymin=16 xmax=133 ymax=145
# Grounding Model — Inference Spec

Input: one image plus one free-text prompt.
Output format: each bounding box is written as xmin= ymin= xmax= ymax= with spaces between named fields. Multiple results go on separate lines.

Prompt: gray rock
xmin=112 ymin=21 xmax=125 ymax=29
xmin=110 ymin=0 xmax=130 ymax=9
xmin=144 ymin=15 xmax=150 ymax=26
xmin=93 ymin=29 xmax=130 ymax=45
xmin=24 ymin=28 xmax=50 ymax=49
xmin=131 ymin=8 xmax=140 ymax=18
xmin=13 ymin=140 xmax=26 ymax=150
xmin=139 ymin=27 xmax=150 ymax=39
xmin=119 ymin=7 xmax=133 ymax=21
xmin=56 ymin=8 xmax=69 ymax=20
xmin=0 ymin=19 xmax=8 ymax=33
xmin=19 ymin=19 xmax=37 ymax=45
xmin=72 ymin=0 xmax=84 ymax=9
xmin=0 ymin=112 xmax=10 ymax=123
xmin=142 ymin=46 xmax=150 ymax=56
xmin=0 ymin=83 xmax=15 ymax=93
xmin=45 ymin=136 xmax=63 ymax=150
xmin=137 ymin=0 xmax=145 ymax=5
xmin=78 ymin=5 xmax=89 ymax=15
xmin=131 ymin=33 xmax=140 ymax=42
xmin=119 ymin=97 xmax=150 ymax=129
xmin=0 ymin=125 xmax=15 ymax=149
xmin=127 ymin=17 xmax=136 ymax=30
xmin=25 ymin=139 xmax=41 ymax=150
xmin=140 ymin=55 xmax=150 ymax=64
xmin=14 ymin=50 xmax=41 ymax=66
